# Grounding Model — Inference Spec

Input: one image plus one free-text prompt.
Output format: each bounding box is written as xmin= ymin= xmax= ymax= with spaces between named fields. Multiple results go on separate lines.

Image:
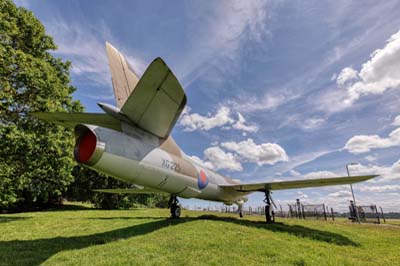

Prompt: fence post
xmin=331 ymin=208 xmax=335 ymax=221
xmin=379 ymin=206 xmax=386 ymax=223
xmin=296 ymin=199 xmax=302 ymax=219
xmin=323 ymin=204 xmax=327 ymax=220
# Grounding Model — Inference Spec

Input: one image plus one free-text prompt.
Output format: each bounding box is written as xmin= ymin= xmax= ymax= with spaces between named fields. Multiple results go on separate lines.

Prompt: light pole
xmin=346 ymin=163 xmax=360 ymax=223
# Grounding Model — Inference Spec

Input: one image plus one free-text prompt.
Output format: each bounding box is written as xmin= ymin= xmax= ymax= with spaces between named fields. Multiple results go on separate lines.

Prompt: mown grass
xmin=0 ymin=202 xmax=399 ymax=266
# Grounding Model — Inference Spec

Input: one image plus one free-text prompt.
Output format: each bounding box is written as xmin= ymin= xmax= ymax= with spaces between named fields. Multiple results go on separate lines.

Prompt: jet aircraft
xmin=33 ymin=43 xmax=377 ymax=223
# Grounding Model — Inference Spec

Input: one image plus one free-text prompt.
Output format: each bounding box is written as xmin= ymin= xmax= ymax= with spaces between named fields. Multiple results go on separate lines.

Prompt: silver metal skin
xmin=76 ymin=124 xmax=248 ymax=205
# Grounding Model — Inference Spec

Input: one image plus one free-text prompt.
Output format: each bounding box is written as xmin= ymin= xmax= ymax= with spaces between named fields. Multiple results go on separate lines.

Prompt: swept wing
xmin=31 ymin=112 xmax=121 ymax=131
xmin=220 ymin=175 xmax=378 ymax=192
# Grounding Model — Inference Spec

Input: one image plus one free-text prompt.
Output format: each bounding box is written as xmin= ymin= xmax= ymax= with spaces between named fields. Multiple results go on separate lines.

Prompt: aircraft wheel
xmin=171 ymin=205 xmax=181 ymax=219
xmin=265 ymin=205 xmax=272 ymax=223
xmin=239 ymin=210 xmax=243 ymax=218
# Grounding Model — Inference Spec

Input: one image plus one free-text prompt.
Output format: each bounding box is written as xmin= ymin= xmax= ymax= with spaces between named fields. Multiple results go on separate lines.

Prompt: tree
xmin=67 ymin=166 xmax=170 ymax=209
xmin=0 ymin=0 xmax=83 ymax=212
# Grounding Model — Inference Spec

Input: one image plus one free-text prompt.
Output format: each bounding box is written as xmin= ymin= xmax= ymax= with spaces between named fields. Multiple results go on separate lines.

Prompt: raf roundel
xmin=197 ymin=169 xmax=209 ymax=189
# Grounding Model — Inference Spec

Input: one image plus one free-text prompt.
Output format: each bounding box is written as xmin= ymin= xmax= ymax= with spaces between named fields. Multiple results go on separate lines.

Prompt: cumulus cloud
xmin=179 ymin=106 xmax=234 ymax=131
xmin=179 ymin=106 xmax=259 ymax=134
xmin=188 ymin=146 xmax=243 ymax=172
xmin=221 ymin=138 xmax=288 ymax=166
xmin=347 ymin=160 xmax=400 ymax=182
xmin=303 ymin=171 xmax=338 ymax=179
xmin=188 ymin=155 xmax=214 ymax=170
xmin=232 ymin=113 xmax=259 ymax=133
xmin=336 ymin=31 xmax=400 ymax=105
xmin=344 ymin=128 xmax=400 ymax=153
xmin=203 ymin=147 xmax=243 ymax=171
xmin=336 ymin=67 xmax=358 ymax=86
xmin=319 ymin=30 xmax=400 ymax=113
xmin=392 ymin=115 xmax=400 ymax=126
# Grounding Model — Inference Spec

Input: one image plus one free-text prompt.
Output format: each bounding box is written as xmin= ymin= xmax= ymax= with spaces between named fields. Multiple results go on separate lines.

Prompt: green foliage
xmin=67 ymin=166 xmax=170 ymax=209
xmin=0 ymin=0 xmax=82 ymax=212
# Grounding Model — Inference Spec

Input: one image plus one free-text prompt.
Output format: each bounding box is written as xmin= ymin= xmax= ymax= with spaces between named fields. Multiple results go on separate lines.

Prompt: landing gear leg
xmin=264 ymin=190 xmax=275 ymax=224
xmin=168 ymin=195 xmax=181 ymax=219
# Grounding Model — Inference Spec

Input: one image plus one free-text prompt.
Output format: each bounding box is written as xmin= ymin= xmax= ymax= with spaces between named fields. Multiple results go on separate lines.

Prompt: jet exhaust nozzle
xmin=74 ymin=125 xmax=105 ymax=165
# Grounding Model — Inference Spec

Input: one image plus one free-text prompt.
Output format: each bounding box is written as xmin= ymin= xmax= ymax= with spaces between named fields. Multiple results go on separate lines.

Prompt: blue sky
xmin=16 ymin=0 xmax=400 ymax=211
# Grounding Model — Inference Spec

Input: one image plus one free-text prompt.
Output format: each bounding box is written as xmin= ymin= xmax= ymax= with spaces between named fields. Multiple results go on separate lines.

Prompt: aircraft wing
xmin=31 ymin=112 xmax=121 ymax=131
xmin=120 ymin=57 xmax=186 ymax=139
xmin=220 ymin=175 xmax=378 ymax=192
xmin=92 ymin=187 xmax=166 ymax=194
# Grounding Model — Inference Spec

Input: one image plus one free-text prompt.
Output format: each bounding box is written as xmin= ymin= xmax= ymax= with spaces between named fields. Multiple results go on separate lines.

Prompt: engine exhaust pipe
xmin=74 ymin=125 xmax=105 ymax=166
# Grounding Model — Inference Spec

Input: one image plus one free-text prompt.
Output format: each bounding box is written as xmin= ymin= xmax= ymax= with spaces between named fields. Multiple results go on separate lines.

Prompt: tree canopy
xmin=0 ymin=1 xmax=169 ymax=212
xmin=0 ymin=0 xmax=82 ymax=211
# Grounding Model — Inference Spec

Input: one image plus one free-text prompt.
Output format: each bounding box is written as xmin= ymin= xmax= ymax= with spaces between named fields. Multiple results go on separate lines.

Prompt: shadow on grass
xmin=0 ymin=218 xmax=187 ymax=266
xmin=47 ymin=203 xmax=96 ymax=212
xmin=0 ymin=214 xmax=358 ymax=265
xmin=0 ymin=216 xmax=31 ymax=223
xmin=197 ymin=215 xmax=359 ymax=247
xmin=85 ymin=216 xmax=167 ymax=220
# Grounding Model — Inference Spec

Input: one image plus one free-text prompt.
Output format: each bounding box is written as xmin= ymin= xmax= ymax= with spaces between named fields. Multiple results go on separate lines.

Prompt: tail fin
xmin=105 ymin=42 xmax=139 ymax=108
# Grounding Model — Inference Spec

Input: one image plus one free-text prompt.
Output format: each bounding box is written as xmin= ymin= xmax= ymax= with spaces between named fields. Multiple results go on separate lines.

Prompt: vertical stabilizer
xmin=105 ymin=42 xmax=139 ymax=108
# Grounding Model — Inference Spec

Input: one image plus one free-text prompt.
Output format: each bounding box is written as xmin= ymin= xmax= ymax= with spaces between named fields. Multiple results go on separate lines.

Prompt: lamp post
xmin=346 ymin=163 xmax=360 ymax=223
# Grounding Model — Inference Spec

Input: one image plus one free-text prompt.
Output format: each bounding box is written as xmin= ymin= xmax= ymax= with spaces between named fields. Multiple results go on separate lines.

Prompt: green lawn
xmin=0 ymin=203 xmax=399 ymax=266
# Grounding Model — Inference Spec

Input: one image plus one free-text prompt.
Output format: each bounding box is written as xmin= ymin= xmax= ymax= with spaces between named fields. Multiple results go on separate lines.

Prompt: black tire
xmin=265 ymin=205 xmax=272 ymax=223
xmin=171 ymin=205 xmax=181 ymax=219
xmin=239 ymin=210 xmax=243 ymax=218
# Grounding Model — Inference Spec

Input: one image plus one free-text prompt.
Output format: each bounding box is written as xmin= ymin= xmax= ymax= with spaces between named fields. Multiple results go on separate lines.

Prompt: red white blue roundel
xmin=197 ymin=170 xmax=208 ymax=189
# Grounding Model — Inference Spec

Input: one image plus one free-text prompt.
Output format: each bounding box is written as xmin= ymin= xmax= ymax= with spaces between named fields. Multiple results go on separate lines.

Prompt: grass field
xmin=1 ymin=203 xmax=399 ymax=266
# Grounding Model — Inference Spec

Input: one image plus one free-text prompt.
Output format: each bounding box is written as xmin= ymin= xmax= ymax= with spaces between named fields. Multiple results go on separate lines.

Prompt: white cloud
xmin=289 ymin=170 xmax=301 ymax=176
xmin=179 ymin=106 xmax=259 ymax=134
xmin=347 ymin=160 xmax=400 ymax=182
xmin=232 ymin=113 xmax=259 ymax=133
xmin=179 ymin=106 xmax=234 ymax=131
xmin=336 ymin=30 xmax=400 ymax=108
xmin=392 ymin=115 xmax=400 ymax=126
xmin=328 ymin=190 xmax=352 ymax=198
xmin=221 ymin=138 xmax=288 ymax=166
xmin=300 ymin=117 xmax=325 ymax=131
xmin=203 ymin=147 xmax=243 ymax=171
xmin=336 ymin=67 xmax=358 ymax=86
xmin=297 ymin=191 xmax=308 ymax=199
xmin=188 ymin=146 xmax=244 ymax=172
xmin=344 ymin=128 xmax=400 ymax=153
xmin=359 ymin=185 xmax=400 ymax=193
xmin=365 ymin=155 xmax=377 ymax=162
xmin=303 ymin=171 xmax=338 ymax=179
xmin=188 ymin=155 xmax=214 ymax=170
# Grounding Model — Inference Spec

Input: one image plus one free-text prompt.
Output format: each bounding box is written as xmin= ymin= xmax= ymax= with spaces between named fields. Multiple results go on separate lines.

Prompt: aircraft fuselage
xmin=74 ymin=123 xmax=248 ymax=205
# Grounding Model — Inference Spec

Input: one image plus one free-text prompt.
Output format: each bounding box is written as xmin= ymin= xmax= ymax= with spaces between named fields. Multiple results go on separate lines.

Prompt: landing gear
xmin=238 ymin=205 xmax=243 ymax=218
xmin=168 ymin=195 xmax=181 ymax=219
xmin=264 ymin=190 xmax=275 ymax=223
